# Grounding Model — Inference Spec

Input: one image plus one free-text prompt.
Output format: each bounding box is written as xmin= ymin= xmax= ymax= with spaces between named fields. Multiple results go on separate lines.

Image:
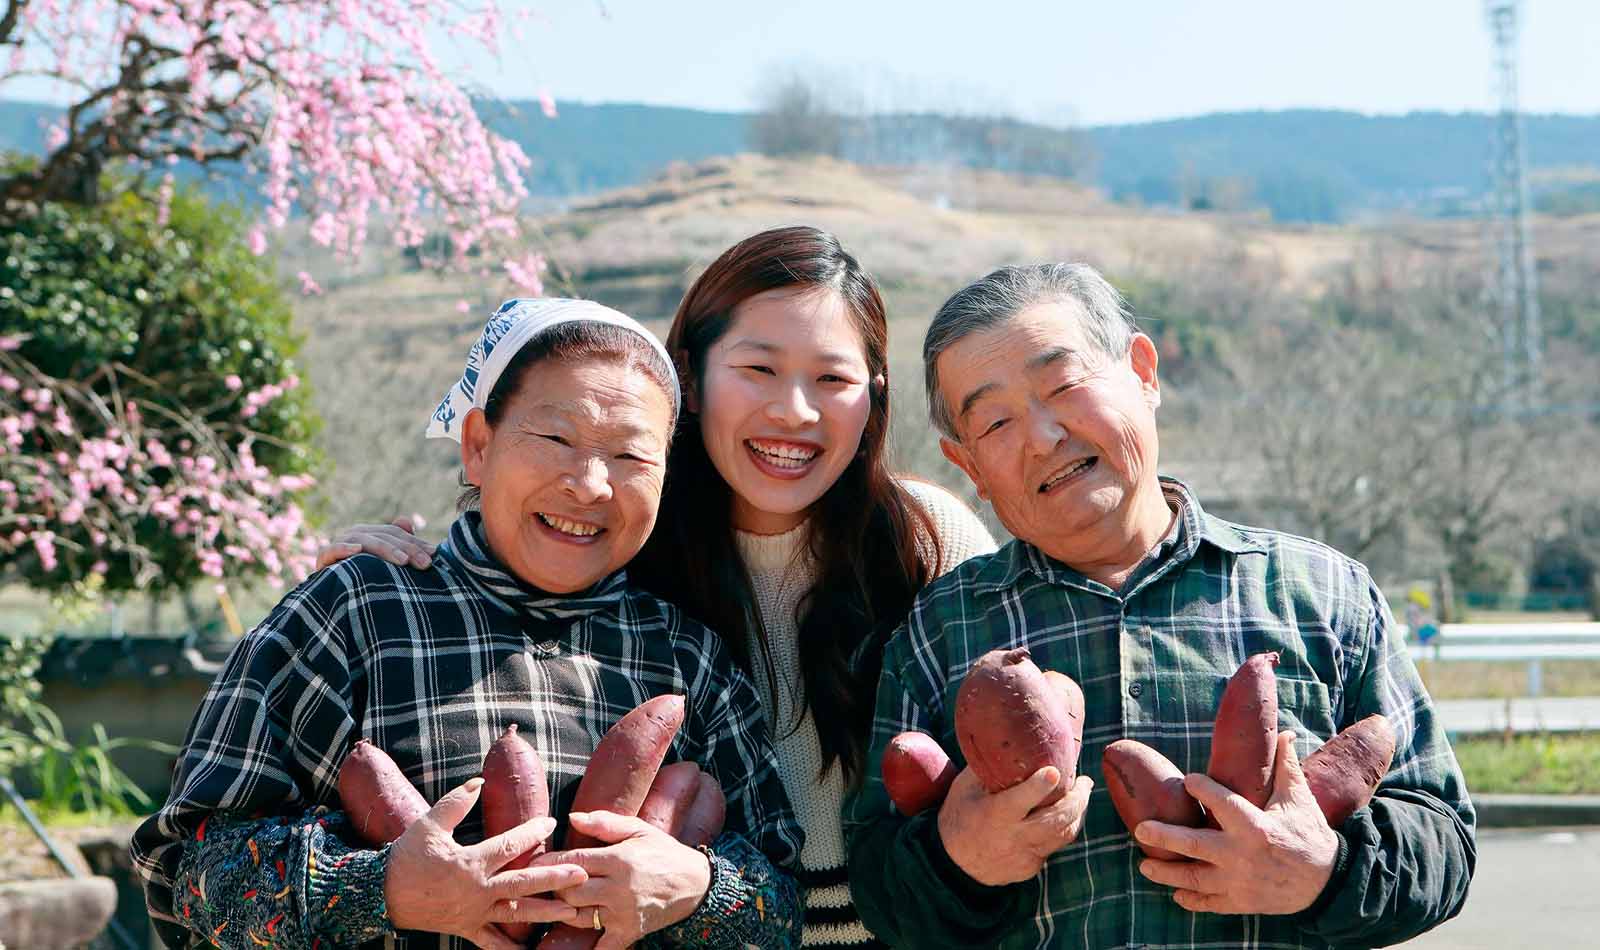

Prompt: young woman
xmin=324 ymin=227 xmax=996 ymax=948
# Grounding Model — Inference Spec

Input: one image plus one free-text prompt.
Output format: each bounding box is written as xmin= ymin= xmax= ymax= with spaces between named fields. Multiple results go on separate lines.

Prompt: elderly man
xmin=843 ymin=264 xmax=1474 ymax=948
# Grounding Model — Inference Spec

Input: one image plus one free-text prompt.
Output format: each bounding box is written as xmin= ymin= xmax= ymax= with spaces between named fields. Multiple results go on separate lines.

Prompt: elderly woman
xmin=131 ymin=299 xmax=804 ymax=950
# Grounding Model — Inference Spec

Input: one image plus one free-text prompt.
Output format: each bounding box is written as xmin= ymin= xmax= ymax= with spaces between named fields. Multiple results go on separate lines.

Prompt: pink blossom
xmin=297 ymin=271 xmax=323 ymax=296
xmin=247 ymin=228 xmax=268 ymax=256
xmin=0 ymin=335 xmax=23 ymax=352
xmin=455 ymin=299 xmax=471 ymax=313
xmin=225 ymin=374 xmax=243 ymax=391
xmin=539 ymin=91 xmax=557 ymax=119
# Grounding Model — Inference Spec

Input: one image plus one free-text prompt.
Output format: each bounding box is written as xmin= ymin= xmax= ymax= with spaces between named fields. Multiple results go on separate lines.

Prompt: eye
xmin=538 ymin=433 xmax=569 ymax=446
xmin=977 ymin=418 xmax=1009 ymax=438
xmin=740 ymin=364 xmax=776 ymax=376
xmin=819 ymin=373 xmax=852 ymax=384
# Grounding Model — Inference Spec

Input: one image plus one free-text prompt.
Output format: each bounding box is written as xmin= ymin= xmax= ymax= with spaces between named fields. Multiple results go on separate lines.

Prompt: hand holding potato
xmin=937 ymin=764 xmax=1093 ymax=887
xmin=1134 ymin=731 xmax=1339 ymax=916
xmin=383 ymin=778 xmax=586 ymax=950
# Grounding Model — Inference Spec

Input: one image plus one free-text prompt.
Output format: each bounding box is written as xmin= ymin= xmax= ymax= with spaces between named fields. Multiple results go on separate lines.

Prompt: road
xmin=1401 ymin=827 xmax=1600 ymax=947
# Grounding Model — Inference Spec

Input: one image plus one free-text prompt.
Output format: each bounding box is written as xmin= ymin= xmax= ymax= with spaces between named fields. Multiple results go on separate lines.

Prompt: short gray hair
xmin=923 ymin=263 xmax=1137 ymax=438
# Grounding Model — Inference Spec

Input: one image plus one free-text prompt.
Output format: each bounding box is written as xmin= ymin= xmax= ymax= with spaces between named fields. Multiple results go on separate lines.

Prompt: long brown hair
xmin=631 ymin=225 xmax=941 ymax=784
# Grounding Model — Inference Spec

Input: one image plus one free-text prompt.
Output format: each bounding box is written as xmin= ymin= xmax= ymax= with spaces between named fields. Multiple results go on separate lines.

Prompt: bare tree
xmin=749 ymin=73 xmax=844 ymax=158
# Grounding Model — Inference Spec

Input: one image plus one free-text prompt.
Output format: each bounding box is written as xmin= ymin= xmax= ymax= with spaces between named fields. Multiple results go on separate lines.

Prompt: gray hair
xmin=923 ymin=263 xmax=1137 ymax=438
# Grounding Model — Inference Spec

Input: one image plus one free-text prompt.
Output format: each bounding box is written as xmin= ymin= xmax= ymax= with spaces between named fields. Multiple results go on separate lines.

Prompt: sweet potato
xmin=1304 ymin=714 xmax=1396 ymax=827
xmin=882 ymin=731 xmax=958 ymax=817
xmin=637 ymin=760 xmax=704 ymax=838
xmin=481 ymin=724 xmax=550 ymax=944
xmin=338 ymin=738 xmax=429 ymax=846
xmin=1207 ymin=652 xmax=1280 ymax=816
xmin=679 ymin=772 xmax=726 ymax=848
xmin=564 ymin=693 xmax=686 ymax=849
xmin=538 ymin=695 xmax=686 ymax=950
xmin=955 ymin=648 xmax=1084 ymax=806
xmin=1101 ymin=739 xmax=1204 ymax=860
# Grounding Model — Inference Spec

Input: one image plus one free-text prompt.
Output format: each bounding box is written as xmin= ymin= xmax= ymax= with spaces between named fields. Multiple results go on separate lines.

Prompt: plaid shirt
xmin=132 ymin=511 xmax=804 ymax=950
xmin=843 ymin=479 xmax=1475 ymax=949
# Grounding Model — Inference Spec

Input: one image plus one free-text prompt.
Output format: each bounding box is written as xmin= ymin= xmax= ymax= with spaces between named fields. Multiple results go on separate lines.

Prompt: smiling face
xmin=693 ymin=285 xmax=876 ymax=535
xmin=461 ymin=357 xmax=673 ymax=593
xmin=935 ymin=300 xmax=1171 ymax=577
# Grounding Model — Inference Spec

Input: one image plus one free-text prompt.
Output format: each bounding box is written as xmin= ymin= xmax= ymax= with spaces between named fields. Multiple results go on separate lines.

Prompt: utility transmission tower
xmin=1485 ymin=0 xmax=1542 ymax=405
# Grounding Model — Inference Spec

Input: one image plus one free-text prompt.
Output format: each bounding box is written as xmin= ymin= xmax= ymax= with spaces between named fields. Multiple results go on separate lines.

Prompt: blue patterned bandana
xmin=426 ymin=297 xmax=679 ymax=442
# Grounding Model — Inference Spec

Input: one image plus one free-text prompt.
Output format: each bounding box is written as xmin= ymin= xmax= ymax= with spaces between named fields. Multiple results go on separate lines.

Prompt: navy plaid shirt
xmin=132 ymin=512 xmax=803 ymax=949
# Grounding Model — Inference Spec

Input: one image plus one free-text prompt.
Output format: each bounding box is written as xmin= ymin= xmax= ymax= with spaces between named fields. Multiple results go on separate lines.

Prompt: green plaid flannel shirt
xmin=843 ymin=479 xmax=1474 ymax=949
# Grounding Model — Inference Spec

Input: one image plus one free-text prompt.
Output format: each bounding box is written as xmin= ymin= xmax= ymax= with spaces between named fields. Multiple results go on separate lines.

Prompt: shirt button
xmin=1128 ymin=682 xmax=1144 ymax=699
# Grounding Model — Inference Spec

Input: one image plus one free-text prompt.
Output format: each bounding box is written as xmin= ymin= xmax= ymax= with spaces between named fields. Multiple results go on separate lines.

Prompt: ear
xmin=460 ymin=408 xmax=492 ymax=485
xmin=1129 ymin=333 xmax=1161 ymax=410
xmin=940 ymin=436 xmax=989 ymax=501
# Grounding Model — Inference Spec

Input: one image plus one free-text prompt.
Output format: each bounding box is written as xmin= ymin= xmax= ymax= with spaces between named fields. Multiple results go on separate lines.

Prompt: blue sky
xmin=483 ymin=0 xmax=1600 ymax=124
xmin=6 ymin=1 xmax=1597 ymax=124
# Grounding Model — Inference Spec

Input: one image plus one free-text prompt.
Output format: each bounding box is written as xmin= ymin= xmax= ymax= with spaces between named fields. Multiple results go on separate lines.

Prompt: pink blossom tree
xmin=2 ymin=0 xmax=545 ymax=287
xmin=2 ymin=0 xmax=550 ymax=600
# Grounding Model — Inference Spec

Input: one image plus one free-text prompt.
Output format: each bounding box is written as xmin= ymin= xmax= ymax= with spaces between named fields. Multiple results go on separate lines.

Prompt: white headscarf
xmin=426 ymin=298 xmax=679 ymax=442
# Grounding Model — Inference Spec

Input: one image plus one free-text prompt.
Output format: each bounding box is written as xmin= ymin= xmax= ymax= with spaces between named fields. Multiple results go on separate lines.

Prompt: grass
xmin=1452 ymin=732 xmax=1600 ymax=795
xmin=1415 ymin=660 xmax=1600 ymax=699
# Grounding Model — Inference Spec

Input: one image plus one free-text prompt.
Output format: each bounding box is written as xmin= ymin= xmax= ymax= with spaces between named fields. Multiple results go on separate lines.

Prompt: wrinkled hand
xmin=384 ymin=778 xmax=587 ymax=950
xmin=937 ymin=765 xmax=1093 ymax=887
xmin=1135 ymin=731 xmax=1338 ymax=915
xmin=315 ymin=516 xmax=436 ymax=571
xmin=523 ymin=811 xmax=712 ymax=950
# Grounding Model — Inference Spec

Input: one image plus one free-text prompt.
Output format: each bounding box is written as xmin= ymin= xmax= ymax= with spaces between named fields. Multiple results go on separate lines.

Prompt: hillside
xmin=6 ymin=99 xmax=1600 ymax=221
xmin=275 ymin=155 xmax=1600 ymax=547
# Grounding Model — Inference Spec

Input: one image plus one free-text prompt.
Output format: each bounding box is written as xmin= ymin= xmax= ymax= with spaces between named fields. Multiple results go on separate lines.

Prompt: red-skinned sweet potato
xmin=1304 ymin=714 xmax=1396 ymax=827
xmin=1207 ymin=652 xmax=1280 ymax=817
xmin=1101 ymin=739 xmax=1204 ymax=860
xmin=955 ymin=648 xmax=1084 ymax=806
xmin=338 ymin=738 xmax=429 ymax=846
xmin=564 ymin=693 xmax=685 ymax=849
xmin=481 ymin=723 xmax=550 ymax=944
xmin=678 ymin=771 xmax=726 ymax=848
xmin=882 ymin=731 xmax=958 ymax=817
xmin=637 ymin=760 xmax=704 ymax=838
xmin=538 ymin=695 xmax=688 ymax=950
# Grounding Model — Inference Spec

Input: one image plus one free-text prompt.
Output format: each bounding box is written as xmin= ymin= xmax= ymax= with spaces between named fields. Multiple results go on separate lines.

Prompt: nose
xmin=562 ymin=456 xmax=613 ymax=505
xmin=765 ymin=379 xmax=821 ymax=428
xmin=1024 ymin=402 xmax=1067 ymax=456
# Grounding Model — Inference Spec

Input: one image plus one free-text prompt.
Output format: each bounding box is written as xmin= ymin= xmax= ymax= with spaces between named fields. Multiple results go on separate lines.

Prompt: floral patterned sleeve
xmin=171 ymin=808 xmax=392 ymax=950
xmin=647 ymin=832 xmax=802 ymax=949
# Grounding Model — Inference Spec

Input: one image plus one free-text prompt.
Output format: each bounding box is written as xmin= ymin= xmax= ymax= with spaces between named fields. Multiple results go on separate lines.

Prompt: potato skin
xmin=1304 ymin=714 xmax=1397 ymax=827
xmin=637 ymin=760 xmax=705 ymax=839
xmin=540 ymin=695 xmax=687 ymax=950
xmin=1207 ymin=652 xmax=1281 ymax=814
xmin=679 ymin=771 xmax=726 ymax=848
xmin=955 ymin=648 xmax=1084 ymax=807
xmin=882 ymin=731 xmax=958 ymax=816
xmin=564 ymin=693 xmax=686 ymax=849
xmin=338 ymin=738 xmax=429 ymax=846
xmin=1101 ymin=739 xmax=1204 ymax=861
xmin=481 ymin=724 xmax=550 ymax=943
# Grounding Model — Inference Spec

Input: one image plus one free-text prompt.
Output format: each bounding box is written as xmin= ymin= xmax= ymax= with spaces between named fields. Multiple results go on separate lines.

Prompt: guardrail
xmin=1403 ymin=622 xmax=1600 ymax=696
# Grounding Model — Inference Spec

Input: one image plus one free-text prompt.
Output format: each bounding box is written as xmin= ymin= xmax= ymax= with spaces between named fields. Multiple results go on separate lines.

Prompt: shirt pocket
xmin=1276 ymin=675 xmax=1338 ymax=761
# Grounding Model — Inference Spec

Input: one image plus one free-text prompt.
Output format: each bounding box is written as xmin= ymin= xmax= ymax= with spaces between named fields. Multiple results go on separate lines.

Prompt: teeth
xmin=539 ymin=513 xmax=601 ymax=537
xmin=749 ymin=440 xmax=818 ymax=467
xmin=1042 ymin=458 xmax=1093 ymax=491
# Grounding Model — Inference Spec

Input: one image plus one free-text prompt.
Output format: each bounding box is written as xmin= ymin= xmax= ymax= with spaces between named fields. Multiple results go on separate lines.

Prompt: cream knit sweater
xmin=734 ymin=479 xmax=997 ymax=948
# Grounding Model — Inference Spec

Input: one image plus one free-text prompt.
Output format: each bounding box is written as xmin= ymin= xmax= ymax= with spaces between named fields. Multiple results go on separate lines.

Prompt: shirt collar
xmin=973 ymin=476 xmax=1266 ymax=596
xmin=438 ymin=510 xmax=629 ymax=627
